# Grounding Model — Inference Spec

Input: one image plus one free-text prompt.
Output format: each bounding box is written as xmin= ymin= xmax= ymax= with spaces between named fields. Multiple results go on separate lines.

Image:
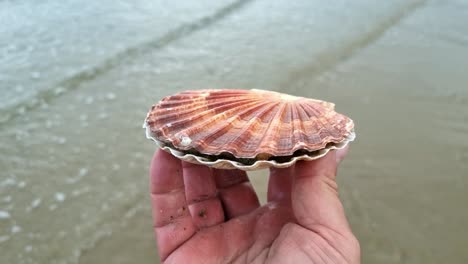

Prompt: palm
xmin=150 ymin=149 xmax=360 ymax=264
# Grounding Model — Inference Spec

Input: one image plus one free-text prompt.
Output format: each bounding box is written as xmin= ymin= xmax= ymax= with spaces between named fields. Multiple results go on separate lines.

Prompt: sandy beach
xmin=1 ymin=0 xmax=467 ymax=263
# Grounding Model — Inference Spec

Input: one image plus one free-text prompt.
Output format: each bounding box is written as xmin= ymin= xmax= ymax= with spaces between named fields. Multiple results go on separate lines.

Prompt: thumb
xmin=292 ymin=150 xmax=351 ymax=233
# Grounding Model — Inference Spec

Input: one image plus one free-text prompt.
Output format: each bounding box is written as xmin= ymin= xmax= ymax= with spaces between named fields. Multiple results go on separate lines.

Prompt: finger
xmin=150 ymin=150 xmax=196 ymax=261
xmin=213 ymin=169 xmax=260 ymax=219
xmin=336 ymin=145 xmax=350 ymax=164
xmin=267 ymin=166 xmax=294 ymax=202
xmin=182 ymin=161 xmax=224 ymax=228
xmin=150 ymin=149 xmax=184 ymax=194
xmin=292 ymin=150 xmax=352 ymax=233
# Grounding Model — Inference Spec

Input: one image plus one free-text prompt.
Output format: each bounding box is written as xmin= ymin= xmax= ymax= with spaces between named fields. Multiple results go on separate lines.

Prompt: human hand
xmin=150 ymin=147 xmax=360 ymax=263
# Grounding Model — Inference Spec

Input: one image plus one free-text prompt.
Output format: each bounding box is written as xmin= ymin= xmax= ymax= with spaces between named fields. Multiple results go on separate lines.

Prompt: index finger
xmin=150 ymin=149 xmax=184 ymax=194
xmin=150 ymin=149 xmax=195 ymax=261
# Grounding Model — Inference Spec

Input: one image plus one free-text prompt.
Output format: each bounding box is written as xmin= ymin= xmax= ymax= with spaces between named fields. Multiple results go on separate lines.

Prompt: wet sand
xmin=1 ymin=0 xmax=468 ymax=263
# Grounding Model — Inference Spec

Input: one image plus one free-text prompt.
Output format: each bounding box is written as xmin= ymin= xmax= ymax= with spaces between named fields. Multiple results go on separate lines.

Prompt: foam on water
xmin=0 ymin=0 xmax=253 ymax=126
xmin=0 ymin=210 xmax=11 ymax=219
xmin=0 ymin=236 xmax=10 ymax=243
xmin=12 ymin=225 xmax=22 ymax=234
xmin=29 ymin=199 xmax=41 ymax=210
xmin=54 ymin=193 xmax=66 ymax=203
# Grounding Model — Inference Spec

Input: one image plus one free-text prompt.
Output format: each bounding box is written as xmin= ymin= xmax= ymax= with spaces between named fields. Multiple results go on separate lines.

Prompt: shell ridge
xmin=254 ymin=100 xmax=286 ymax=155
xmin=156 ymin=99 xmax=262 ymax=137
xmin=296 ymin=101 xmax=322 ymax=146
xmin=298 ymin=102 xmax=348 ymax=149
xmin=158 ymin=92 xmax=253 ymax=109
xmin=215 ymin=101 xmax=280 ymax=157
xmin=159 ymin=96 xmax=208 ymax=107
xmin=299 ymin=101 xmax=334 ymax=145
xmin=205 ymin=92 xmax=253 ymax=99
xmin=153 ymin=97 xmax=261 ymax=124
xmin=318 ymin=111 xmax=351 ymax=140
xmin=325 ymin=113 xmax=347 ymax=138
xmin=289 ymin=102 xmax=305 ymax=149
xmin=277 ymin=101 xmax=294 ymax=153
xmin=188 ymin=100 xmax=274 ymax=153
xmin=172 ymin=100 xmax=268 ymax=150
xmin=161 ymin=90 xmax=251 ymax=104
xmin=298 ymin=102 xmax=353 ymax=151
xmin=206 ymin=89 xmax=250 ymax=95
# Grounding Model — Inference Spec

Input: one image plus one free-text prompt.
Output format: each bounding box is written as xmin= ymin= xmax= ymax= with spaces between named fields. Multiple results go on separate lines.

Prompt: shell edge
xmin=145 ymin=120 xmax=356 ymax=171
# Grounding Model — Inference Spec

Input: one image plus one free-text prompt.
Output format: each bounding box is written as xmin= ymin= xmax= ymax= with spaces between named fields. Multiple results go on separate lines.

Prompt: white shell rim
xmin=144 ymin=121 xmax=356 ymax=171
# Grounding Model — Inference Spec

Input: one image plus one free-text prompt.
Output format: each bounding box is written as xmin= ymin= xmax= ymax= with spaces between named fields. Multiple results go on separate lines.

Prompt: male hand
xmin=150 ymin=147 xmax=360 ymax=263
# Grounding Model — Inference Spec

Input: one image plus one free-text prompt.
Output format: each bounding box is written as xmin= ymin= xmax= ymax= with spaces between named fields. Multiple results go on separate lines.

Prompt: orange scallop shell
xmin=144 ymin=89 xmax=355 ymax=170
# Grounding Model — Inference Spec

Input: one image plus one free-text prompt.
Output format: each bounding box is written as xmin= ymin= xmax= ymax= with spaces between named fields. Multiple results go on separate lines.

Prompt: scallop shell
xmin=144 ymin=89 xmax=355 ymax=170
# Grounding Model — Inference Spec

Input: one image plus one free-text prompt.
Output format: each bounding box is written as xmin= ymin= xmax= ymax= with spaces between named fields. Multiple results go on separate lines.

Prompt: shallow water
xmin=1 ymin=0 xmax=468 ymax=263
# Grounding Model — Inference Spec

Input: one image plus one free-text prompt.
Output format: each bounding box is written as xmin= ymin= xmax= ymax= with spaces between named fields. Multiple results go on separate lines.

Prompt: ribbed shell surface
xmin=145 ymin=89 xmax=354 ymax=159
